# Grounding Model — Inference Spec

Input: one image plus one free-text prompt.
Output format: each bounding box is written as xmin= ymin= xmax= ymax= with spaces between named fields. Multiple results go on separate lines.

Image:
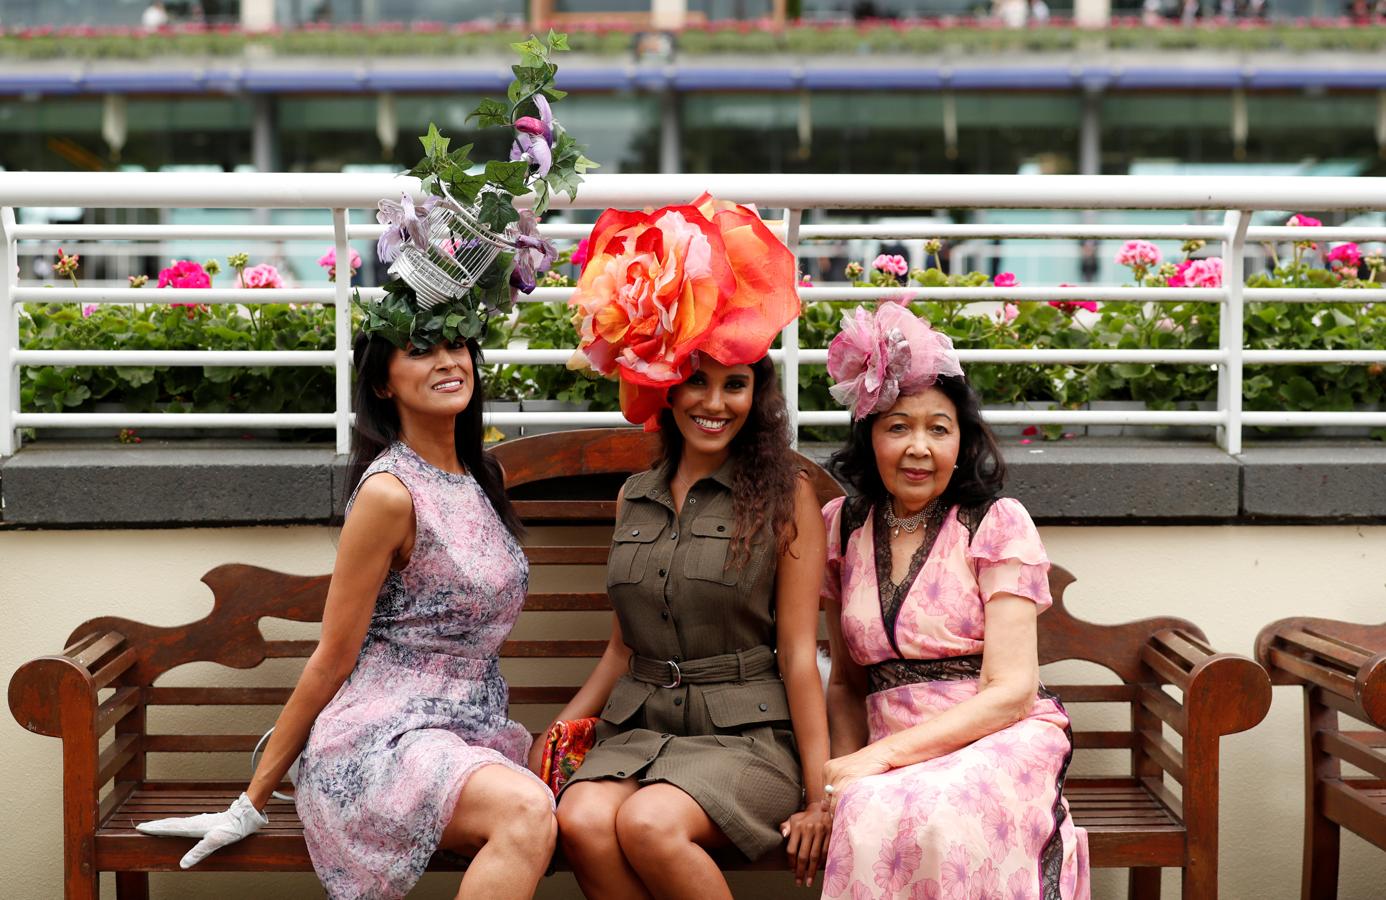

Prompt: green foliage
xmin=19 ymin=302 xmax=341 ymax=420
xmin=4 ymin=24 xmax=1383 ymax=62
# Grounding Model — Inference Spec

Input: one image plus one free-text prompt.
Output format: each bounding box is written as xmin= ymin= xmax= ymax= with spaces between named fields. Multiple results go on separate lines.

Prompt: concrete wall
xmin=3 ymin=523 xmax=1386 ymax=899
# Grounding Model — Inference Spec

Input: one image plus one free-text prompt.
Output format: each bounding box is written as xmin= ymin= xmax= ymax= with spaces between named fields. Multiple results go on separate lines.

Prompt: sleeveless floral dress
xmin=295 ymin=441 xmax=544 ymax=900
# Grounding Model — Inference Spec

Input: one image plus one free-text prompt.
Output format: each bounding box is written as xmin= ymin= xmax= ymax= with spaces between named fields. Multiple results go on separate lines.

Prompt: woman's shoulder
xmin=620 ymin=466 xmax=667 ymax=500
xmin=346 ymin=469 xmax=413 ymax=523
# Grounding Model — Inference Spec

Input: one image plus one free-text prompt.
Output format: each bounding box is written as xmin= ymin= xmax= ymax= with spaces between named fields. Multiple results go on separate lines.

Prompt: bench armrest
xmin=1255 ymin=617 xmax=1386 ymax=729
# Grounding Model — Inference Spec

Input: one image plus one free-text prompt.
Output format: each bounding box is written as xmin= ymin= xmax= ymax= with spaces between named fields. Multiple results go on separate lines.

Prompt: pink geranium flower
xmin=1048 ymin=284 xmax=1098 ymax=314
xmin=1327 ymin=243 xmax=1362 ymax=273
xmin=1287 ymin=213 xmax=1322 ymax=250
xmin=570 ymin=237 xmax=590 ymax=270
xmin=872 ymin=254 xmax=909 ymax=277
xmin=81 ymin=304 xmax=98 ymax=318
xmin=1115 ymin=239 xmax=1162 ymax=270
xmin=158 ymin=259 xmax=211 ymax=289
xmin=317 ymin=246 xmax=363 ymax=282
xmin=241 ymin=264 xmax=285 ymax=289
xmin=993 ymin=272 xmax=1018 ymax=287
xmin=1182 ymin=257 xmax=1223 ymax=288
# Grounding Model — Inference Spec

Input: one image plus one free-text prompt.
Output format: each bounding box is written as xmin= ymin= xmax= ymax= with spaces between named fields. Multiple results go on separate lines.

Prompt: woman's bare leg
xmin=438 ymin=764 xmax=556 ymax=900
xmin=615 ymin=783 xmax=733 ymax=900
xmin=556 ymin=779 xmax=651 ymax=900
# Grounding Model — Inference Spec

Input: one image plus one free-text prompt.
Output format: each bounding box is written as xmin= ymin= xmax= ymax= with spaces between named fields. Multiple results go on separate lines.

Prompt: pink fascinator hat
xmin=826 ymin=304 xmax=964 ymax=420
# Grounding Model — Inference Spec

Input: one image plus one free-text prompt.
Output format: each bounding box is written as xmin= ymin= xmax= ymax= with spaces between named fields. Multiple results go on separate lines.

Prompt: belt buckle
xmin=662 ymin=659 xmax=682 ymax=689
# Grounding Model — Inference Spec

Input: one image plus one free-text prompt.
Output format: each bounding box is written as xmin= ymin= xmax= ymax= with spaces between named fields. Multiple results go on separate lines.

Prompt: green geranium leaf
xmin=420 ymin=123 xmax=449 ymax=158
xmin=468 ymin=99 xmax=511 ymax=128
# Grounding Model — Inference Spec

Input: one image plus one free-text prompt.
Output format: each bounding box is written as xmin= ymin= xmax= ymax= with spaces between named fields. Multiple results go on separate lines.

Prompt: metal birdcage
xmin=382 ymin=188 xmax=518 ymax=311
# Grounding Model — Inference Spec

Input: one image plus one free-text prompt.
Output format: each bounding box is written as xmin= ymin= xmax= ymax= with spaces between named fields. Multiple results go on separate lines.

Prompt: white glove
xmin=135 ymin=792 xmax=268 ymax=869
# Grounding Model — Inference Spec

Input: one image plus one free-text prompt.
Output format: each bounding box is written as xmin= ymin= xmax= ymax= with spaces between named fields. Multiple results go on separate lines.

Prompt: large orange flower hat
xmin=567 ymin=193 xmax=801 ymax=428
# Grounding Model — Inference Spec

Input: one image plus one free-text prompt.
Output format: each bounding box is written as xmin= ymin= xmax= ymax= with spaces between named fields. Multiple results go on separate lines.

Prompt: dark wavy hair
xmin=345 ymin=333 xmax=523 ymax=539
xmin=656 ymin=355 xmax=800 ymax=567
xmin=828 ymin=374 xmax=1007 ymax=517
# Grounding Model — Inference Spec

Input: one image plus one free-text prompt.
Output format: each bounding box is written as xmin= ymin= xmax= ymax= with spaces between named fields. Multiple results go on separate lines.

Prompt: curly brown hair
xmin=656 ymin=355 xmax=801 ymax=570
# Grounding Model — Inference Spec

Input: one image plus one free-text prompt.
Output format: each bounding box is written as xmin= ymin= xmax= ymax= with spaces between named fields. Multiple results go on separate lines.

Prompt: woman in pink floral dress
xmin=137 ymin=332 xmax=557 ymax=900
xmin=817 ymin=304 xmax=1089 ymax=900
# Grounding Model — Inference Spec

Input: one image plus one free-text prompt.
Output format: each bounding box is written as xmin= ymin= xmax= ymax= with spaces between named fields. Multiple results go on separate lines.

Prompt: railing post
xmin=1 ymin=206 xmax=17 ymax=458
xmin=1218 ymin=210 xmax=1249 ymax=455
xmin=781 ymin=209 xmax=803 ymax=449
xmin=331 ymin=209 xmax=352 ymax=456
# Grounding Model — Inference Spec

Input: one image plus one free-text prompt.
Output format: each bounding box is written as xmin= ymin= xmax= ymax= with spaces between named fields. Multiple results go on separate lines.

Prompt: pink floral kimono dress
xmin=820 ymin=495 xmax=1090 ymax=900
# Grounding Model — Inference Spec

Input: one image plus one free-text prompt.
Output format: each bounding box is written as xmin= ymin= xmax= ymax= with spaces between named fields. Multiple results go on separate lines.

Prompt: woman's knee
xmin=614 ymin=792 xmax=685 ymax=855
xmin=557 ymin=784 xmax=622 ymax=853
xmin=498 ymin=783 xmax=557 ymax=850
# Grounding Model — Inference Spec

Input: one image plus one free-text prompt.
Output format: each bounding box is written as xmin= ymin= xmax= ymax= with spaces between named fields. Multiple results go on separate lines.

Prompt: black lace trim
xmin=866 ymin=655 xmax=983 ymax=694
xmin=1037 ymin=686 xmax=1076 ymax=899
xmin=872 ymin=502 xmax=948 ymax=657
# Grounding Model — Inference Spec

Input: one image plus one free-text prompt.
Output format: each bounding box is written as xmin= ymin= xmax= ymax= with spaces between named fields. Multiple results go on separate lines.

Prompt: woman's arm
xmin=526 ymin=487 xmax=634 ymax=772
xmin=245 ymin=474 xmax=412 ymax=809
xmin=823 ymin=594 xmax=1040 ymax=798
xmin=776 ymin=476 xmax=832 ymax=886
xmin=824 ymin=595 xmax=871 ymax=758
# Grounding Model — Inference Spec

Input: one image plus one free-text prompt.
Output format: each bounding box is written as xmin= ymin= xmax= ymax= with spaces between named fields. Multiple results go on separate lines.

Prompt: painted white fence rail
xmin=3 ymin=172 xmax=1386 ymax=458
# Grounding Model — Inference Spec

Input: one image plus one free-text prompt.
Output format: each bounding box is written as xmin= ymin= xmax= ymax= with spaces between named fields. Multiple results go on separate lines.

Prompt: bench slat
xmin=1139 ymin=684 xmax=1187 ymax=736
xmin=1281 ymin=627 xmax=1372 ymax=671
xmin=1269 ymin=647 xmax=1358 ymax=700
xmin=72 ymin=632 xmax=125 ymax=670
xmin=1320 ymin=730 xmax=1386 ymax=781
xmin=1136 ymin=727 xmax=1186 ymax=784
xmin=93 ymin=648 xmax=139 ymax=690
xmin=511 ymin=500 xmax=616 ymax=520
xmin=502 ymin=640 xmax=607 ymax=658
xmin=97 ymin=687 xmax=141 ymax=736
xmin=1045 ymin=684 xmax=1138 ymax=703
xmin=525 ymin=592 xmax=610 ymax=611
xmin=523 ymin=546 xmax=610 ymax=566
xmin=148 ymin=687 xmax=294 ymax=706
xmin=1073 ymin=731 xmax=1134 ymax=750
xmin=1140 ymin=643 xmax=1193 ymax=691
xmin=145 ymin=735 xmax=260 ymax=753
xmin=97 ymin=734 xmax=140 ymax=788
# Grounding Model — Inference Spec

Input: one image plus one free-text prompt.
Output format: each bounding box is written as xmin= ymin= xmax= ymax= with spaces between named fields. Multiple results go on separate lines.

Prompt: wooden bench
xmin=1255 ymin=616 xmax=1386 ymax=899
xmin=9 ymin=428 xmax=1271 ymax=899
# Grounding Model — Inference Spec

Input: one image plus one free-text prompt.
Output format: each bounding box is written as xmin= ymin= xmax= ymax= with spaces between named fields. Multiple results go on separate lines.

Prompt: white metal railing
xmin=3 ymin=172 xmax=1386 ymax=458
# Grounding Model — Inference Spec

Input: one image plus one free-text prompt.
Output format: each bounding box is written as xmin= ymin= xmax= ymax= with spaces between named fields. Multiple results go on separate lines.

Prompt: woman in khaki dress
xmin=534 ymin=196 xmax=832 ymax=898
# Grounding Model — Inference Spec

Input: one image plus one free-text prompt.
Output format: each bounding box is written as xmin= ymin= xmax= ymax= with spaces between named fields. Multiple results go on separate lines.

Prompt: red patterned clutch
xmin=539 ymin=717 xmax=599 ymax=796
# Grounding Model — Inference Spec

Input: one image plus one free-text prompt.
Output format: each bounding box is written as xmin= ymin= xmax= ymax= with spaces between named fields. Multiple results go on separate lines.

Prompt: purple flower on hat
xmin=509 ymin=208 xmax=558 ymax=294
xmin=510 ymin=94 xmax=556 ymax=179
xmin=376 ymin=193 xmax=432 ymax=264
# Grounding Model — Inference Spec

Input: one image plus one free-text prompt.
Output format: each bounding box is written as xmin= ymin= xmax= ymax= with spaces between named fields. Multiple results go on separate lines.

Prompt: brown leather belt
xmin=630 ymin=644 xmax=776 ymax=688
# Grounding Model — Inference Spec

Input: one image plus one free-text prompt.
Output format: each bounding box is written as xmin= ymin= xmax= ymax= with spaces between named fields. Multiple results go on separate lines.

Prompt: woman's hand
xmin=780 ymin=805 xmax=833 ymax=888
xmin=822 ymin=744 xmax=894 ymax=815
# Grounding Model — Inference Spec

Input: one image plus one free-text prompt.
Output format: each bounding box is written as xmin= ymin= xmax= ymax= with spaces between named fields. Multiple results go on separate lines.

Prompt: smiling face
xmin=870 ymin=386 xmax=962 ymax=514
xmin=668 ymin=357 xmax=755 ymax=463
xmin=382 ymin=338 xmax=476 ymax=422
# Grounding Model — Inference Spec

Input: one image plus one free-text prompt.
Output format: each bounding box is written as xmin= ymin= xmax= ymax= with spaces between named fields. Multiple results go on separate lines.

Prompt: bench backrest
xmin=35 ymin=429 xmax=1238 ymax=809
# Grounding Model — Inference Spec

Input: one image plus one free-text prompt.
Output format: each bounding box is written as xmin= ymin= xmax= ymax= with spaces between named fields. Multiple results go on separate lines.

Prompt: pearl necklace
xmin=884 ymin=497 xmax=942 ymax=538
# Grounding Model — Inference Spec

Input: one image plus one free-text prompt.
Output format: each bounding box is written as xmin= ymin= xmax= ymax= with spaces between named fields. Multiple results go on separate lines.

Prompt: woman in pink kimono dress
xmin=816 ymin=302 xmax=1088 ymax=900
xmin=820 ymin=495 xmax=1088 ymax=899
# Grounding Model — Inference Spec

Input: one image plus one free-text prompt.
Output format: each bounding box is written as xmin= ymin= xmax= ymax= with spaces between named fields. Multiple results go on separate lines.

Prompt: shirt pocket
xmin=686 ymin=515 xmax=738 ymax=585
xmin=599 ymin=676 xmax=655 ymax=726
xmin=607 ymin=523 xmax=660 ymax=586
xmin=701 ymin=679 xmax=792 ymax=730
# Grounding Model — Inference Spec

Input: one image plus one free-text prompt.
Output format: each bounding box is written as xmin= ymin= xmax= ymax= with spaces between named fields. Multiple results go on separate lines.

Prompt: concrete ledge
xmin=0 ymin=442 xmax=340 ymax=527
xmin=2 ymin=438 xmax=1383 ymax=528
xmin=1239 ymin=445 xmax=1386 ymax=519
